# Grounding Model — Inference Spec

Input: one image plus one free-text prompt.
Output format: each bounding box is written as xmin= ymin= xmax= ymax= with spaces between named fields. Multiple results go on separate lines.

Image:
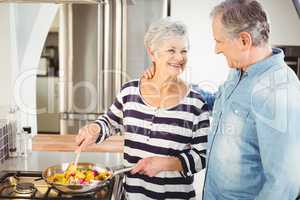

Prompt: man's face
xmin=212 ymin=15 xmax=247 ymax=69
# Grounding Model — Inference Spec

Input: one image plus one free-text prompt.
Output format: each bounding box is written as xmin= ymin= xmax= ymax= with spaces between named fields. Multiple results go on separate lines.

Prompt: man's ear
xmin=239 ymin=32 xmax=252 ymax=50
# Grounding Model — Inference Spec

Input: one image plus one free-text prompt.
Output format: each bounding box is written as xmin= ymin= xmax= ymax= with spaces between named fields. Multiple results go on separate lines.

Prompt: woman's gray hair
xmin=144 ymin=17 xmax=189 ymax=50
xmin=210 ymin=0 xmax=270 ymax=46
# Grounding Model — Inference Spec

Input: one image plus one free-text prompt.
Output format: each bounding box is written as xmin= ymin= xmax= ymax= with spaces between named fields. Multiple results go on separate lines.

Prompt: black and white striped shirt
xmin=95 ymin=79 xmax=209 ymax=200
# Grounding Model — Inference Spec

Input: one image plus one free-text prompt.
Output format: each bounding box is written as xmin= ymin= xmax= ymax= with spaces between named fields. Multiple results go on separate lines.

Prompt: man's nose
xmin=215 ymin=45 xmax=222 ymax=54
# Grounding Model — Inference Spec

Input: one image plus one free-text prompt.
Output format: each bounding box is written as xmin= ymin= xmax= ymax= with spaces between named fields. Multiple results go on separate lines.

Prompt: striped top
xmin=95 ymin=79 xmax=209 ymax=200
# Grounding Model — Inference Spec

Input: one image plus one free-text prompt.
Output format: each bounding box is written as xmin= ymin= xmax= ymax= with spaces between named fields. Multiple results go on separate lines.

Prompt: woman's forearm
xmin=161 ymin=157 xmax=183 ymax=172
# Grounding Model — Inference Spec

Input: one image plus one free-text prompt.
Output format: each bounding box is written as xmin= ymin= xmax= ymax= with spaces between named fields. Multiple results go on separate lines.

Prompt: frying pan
xmin=42 ymin=162 xmax=133 ymax=193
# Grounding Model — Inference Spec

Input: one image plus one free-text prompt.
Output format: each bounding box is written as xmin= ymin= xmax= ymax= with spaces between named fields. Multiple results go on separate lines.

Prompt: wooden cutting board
xmin=32 ymin=134 xmax=124 ymax=152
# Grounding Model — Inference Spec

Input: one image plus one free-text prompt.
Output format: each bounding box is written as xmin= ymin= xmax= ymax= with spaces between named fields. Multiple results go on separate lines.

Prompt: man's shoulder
xmin=250 ymin=65 xmax=300 ymax=132
xmin=251 ymin=63 xmax=299 ymax=95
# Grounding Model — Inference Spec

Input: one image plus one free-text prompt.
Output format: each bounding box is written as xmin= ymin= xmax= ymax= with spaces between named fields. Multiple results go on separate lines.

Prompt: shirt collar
xmin=241 ymin=48 xmax=285 ymax=77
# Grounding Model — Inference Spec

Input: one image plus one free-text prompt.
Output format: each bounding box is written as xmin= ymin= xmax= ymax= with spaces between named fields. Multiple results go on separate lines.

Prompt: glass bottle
xmin=23 ymin=127 xmax=32 ymax=155
xmin=7 ymin=107 xmax=17 ymax=157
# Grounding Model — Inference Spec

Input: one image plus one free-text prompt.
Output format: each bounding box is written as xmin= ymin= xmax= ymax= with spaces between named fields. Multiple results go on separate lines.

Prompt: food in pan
xmin=47 ymin=164 xmax=111 ymax=185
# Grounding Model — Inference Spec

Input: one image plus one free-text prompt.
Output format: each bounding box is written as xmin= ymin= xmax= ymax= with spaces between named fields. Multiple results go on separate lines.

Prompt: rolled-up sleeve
xmin=177 ymin=104 xmax=210 ymax=176
xmin=94 ymin=91 xmax=124 ymax=144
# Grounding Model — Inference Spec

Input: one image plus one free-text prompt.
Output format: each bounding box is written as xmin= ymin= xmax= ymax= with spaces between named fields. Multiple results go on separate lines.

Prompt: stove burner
xmin=15 ymin=182 xmax=35 ymax=194
xmin=0 ymin=170 xmax=124 ymax=199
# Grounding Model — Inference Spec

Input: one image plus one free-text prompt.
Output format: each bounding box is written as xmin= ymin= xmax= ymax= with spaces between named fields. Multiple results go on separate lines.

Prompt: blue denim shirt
xmin=203 ymin=48 xmax=300 ymax=200
xmin=191 ymin=85 xmax=216 ymax=111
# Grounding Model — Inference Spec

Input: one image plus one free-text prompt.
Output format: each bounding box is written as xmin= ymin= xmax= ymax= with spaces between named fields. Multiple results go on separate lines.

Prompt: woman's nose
xmin=173 ymin=52 xmax=185 ymax=62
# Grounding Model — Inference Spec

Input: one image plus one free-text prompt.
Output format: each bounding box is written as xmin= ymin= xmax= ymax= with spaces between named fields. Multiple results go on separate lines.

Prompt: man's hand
xmin=75 ymin=123 xmax=101 ymax=152
xmin=142 ymin=62 xmax=155 ymax=79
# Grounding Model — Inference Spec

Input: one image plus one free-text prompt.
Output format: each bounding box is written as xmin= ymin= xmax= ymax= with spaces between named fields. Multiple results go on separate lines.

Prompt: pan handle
xmin=113 ymin=166 xmax=134 ymax=177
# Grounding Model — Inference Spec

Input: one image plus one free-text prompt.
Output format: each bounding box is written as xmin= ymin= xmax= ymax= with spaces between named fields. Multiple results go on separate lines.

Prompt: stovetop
xmin=0 ymin=171 xmax=124 ymax=200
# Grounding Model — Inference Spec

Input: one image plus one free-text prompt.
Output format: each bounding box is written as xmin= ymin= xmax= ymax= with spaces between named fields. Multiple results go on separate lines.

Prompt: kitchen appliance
xmin=59 ymin=0 xmax=170 ymax=134
xmin=42 ymin=162 xmax=133 ymax=193
xmin=293 ymin=0 xmax=300 ymax=18
xmin=276 ymin=45 xmax=300 ymax=79
xmin=0 ymin=169 xmax=124 ymax=200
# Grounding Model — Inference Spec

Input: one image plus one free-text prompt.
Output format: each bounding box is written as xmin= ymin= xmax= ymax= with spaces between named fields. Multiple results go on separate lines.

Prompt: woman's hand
xmin=131 ymin=156 xmax=182 ymax=177
xmin=142 ymin=62 xmax=155 ymax=79
xmin=131 ymin=157 xmax=164 ymax=177
xmin=75 ymin=123 xmax=101 ymax=152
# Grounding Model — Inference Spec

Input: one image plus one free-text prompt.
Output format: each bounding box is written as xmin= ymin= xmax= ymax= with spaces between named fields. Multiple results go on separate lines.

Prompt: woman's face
xmin=152 ymin=36 xmax=188 ymax=77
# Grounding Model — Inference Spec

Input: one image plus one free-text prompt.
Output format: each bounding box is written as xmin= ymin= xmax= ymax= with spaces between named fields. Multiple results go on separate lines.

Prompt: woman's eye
xmin=167 ymin=49 xmax=175 ymax=54
xmin=181 ymin=50 xmax=188 ymax=54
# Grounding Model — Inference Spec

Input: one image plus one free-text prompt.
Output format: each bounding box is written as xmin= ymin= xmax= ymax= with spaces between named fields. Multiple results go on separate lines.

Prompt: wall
xmin=1 ymin=4 xmax=59 ymax=133
xmin=171 ymin=0 xmax=227 ymax=91
xmin=260 ymin=0 xmax=300 ymax=46
xmin=171 ymin=0 xmax=300 ymax=90
xmin=0 ymin=4 xmax=13 ymax=119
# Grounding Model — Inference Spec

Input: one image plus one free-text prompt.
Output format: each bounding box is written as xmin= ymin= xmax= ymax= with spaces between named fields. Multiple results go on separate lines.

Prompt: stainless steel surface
xmin=0 ymin=152 xmax=123 ymax=171
xmin=103 ymin=0 xmax=113 ymax=109
xmin=42 ymin=162 xmax=131 ymax=193
xmin=0 ymin=152 xmax=124 ymax=199
xmin=293 ymin=0 xmax=300 ymax=18
xmin=97 ymin=3 xmax=105 ymax=113
xmin=60 ymin=0 xmax=169 ymax=134
xmin=112 ymin=166 xmax=133 ymax=177
xmin=0 ymin=169 xmax=124 ymax=199
xmin=72 ymin=4 xmax=99 ymax=114
xmin=0 ymin=0 xmax=100 ymax=3
xmin=121 ymin=0 xmax=127 ymax=84
xmin=114 ymin=0 xmax=122 ymax=95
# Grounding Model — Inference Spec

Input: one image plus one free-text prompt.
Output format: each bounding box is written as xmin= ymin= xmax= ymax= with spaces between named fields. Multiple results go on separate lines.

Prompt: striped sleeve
xmin=94 ymin=87 xmax=125 ymax=143
xmin=177 ymin=103 xmax=209 ymax=176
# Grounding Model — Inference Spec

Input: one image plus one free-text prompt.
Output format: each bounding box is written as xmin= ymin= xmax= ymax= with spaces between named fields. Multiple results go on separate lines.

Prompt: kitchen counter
xmin=0 ymin=152 xmax=204 ymax=199
xmin=32 ymin=134 xmax=124 ymax=152
xmin=0 ymin=151 xmax=123 ymax=171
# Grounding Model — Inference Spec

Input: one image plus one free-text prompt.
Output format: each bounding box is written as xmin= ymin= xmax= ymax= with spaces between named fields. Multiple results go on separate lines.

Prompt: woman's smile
xmin=168 ymin=62 xmax=183 ymax=69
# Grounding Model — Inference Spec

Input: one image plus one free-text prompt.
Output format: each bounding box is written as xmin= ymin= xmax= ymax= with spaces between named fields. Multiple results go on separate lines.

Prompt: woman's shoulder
xmin=185 ymin=87 xmax=209 ymax=110
xmin=121 ymin=79 xmax=140 ymax=91
xmin=187 ymin=87 xmax=206 ymax=103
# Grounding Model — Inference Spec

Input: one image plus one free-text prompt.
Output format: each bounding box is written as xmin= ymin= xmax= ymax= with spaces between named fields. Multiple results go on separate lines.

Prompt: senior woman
xmin=76 ymin=17 xmax=209 ymax=200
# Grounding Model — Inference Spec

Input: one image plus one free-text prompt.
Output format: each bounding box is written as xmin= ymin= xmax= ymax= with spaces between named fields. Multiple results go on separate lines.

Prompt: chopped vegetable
xmin=47 ymin=164 xmax=111 ymax=185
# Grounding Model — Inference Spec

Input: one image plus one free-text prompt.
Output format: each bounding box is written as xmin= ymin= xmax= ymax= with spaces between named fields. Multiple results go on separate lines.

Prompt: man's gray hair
xmin=210 ymin=0 xmax=270 ymax=46
xmin=144 ymin=17 xmax=189 ymax=50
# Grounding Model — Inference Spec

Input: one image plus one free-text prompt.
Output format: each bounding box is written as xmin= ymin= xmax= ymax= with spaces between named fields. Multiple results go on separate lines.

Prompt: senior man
xmin=204 ymin=0 xmax=300 ymax=199
xmin=144 ymin=0 xmax=300 ymax=199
